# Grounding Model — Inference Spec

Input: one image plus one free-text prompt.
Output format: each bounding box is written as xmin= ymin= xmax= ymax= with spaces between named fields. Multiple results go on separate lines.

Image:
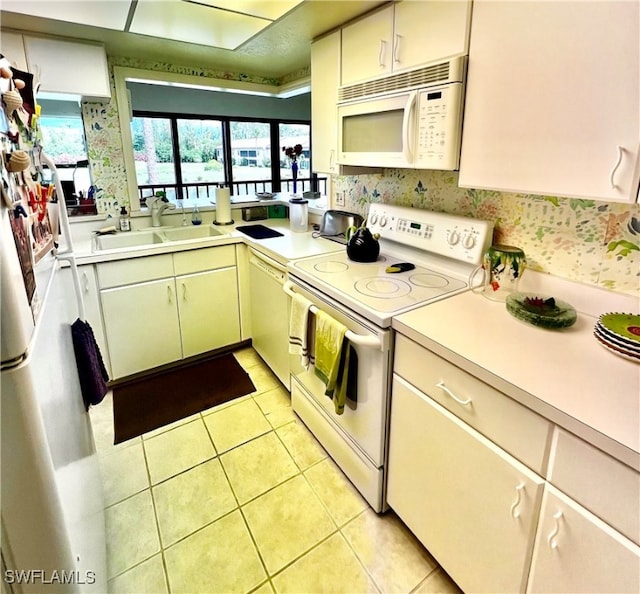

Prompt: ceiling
xmin=0 ymin=0 xmax=389 ymax=80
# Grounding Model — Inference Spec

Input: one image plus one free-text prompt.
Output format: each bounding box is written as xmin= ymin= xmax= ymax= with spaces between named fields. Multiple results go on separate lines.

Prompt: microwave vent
xmin=339 ymin=57 xmax=465 ymax=102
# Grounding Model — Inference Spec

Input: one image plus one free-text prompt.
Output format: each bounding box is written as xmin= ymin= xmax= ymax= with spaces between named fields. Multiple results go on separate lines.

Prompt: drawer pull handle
xmin=548 ymin=511 xmax=563 ymax=550
xmin=510 ymin=483 xmax=525 ymax=519
xmin=436 ymin=381 xmax=471 ymax=406
xmin=82 ymin=272 xmax=89 ymax=293
xmin=167 ymin=285 xmax=173 ymax=303
xmin=182 ymin=282 xmax=187 ymax=301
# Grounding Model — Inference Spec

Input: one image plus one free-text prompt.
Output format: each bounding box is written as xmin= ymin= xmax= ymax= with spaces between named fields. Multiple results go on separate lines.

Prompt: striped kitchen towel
xmin=288 ymin=292 xmax=313 ymax=369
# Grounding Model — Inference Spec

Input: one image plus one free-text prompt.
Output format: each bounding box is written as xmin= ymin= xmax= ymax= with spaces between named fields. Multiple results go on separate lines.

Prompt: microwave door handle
xmin=402 ymin=91 xmax=418 ymax=164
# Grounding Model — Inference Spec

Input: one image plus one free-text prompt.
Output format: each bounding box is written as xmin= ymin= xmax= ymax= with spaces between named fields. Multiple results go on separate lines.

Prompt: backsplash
xmin=334 ymin=170 xmax=639 ymax=296
xmin=78 ymin=57 xmax=638 ymax=296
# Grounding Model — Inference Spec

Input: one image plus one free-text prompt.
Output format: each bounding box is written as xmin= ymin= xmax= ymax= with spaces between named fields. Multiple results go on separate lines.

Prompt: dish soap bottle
xmin=191 ymin=204 xmax=202 ymax=226
xmin=119 ymin=206 xmax=131 ymax=232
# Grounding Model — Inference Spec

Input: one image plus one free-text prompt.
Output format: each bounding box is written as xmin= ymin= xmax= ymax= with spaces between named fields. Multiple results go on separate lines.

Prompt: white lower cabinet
xmin=176 ymin=268 xmax=240 ymax=358
xmin=527 ymin=485 xmax=640 ymax=593
xmin=101 ymin=278 xmax=182 ymax=379
xmin=78 ymin=264 xmax=111 ymax=376
xmin=98 ymin=246 xmax=240 ymax=379
xmin=388 ymin=375 xmax=545 ymax=593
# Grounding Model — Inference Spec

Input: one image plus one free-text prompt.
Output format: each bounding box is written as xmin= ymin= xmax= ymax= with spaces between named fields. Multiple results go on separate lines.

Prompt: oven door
xmin=285 ymin=278 xmax=393 ymax=468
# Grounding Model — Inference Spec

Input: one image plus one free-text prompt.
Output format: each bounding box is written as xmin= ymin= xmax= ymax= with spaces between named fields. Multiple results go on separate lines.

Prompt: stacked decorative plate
xmin=594 ymin=313 xmax=640 ymax=362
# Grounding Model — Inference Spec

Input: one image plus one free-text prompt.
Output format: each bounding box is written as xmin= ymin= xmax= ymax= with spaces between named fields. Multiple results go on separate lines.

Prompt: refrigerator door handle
xmin=39 ymin=151 xmax=87 ymax=322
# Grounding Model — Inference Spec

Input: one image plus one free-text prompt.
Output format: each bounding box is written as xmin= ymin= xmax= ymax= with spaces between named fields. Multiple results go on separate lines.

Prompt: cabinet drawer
xmin=97 ymin=254 xmax=174 ymax=288
xmin=549 ymin=428 xmax=640 ymax=546
xmin=394 ymin=334 xmax=552 ymax=475
xmin=173 ymin=245 xmax=236 ymax=275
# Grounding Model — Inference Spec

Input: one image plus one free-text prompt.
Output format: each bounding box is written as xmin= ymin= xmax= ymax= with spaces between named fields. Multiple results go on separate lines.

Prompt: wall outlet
xmin=335 ymin=192 xmax=345 ymax=207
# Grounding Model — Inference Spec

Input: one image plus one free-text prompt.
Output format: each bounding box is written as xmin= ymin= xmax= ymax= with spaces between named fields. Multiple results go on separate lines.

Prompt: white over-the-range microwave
xmin=337 ymin=56 xmax=466 ymax=170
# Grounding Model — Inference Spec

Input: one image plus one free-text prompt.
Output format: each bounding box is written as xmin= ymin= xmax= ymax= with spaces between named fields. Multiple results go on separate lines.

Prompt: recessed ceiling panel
xmin=0 ymin=0 xmax=131 ymax=30
xmin=131 ymin=0 xmax=272 ymax=50
xmin=188 ymin=0 xmax=303 ymax=21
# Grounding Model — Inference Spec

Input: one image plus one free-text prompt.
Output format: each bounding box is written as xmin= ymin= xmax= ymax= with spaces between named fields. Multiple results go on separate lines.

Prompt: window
xmin=230 ymin=121 xmax=271 ymax=196
xmin=279 ymin=122 xmax=310 ymax=193
xmin=178 ymin=118 xmax=224 ymax=200
xmin=130 ymin=112 xmax=313 ymax=206
xmin=131 ymin=116 xmax=176 ymax=205
xmin=38 ymin=100 xmax=92 ymax=213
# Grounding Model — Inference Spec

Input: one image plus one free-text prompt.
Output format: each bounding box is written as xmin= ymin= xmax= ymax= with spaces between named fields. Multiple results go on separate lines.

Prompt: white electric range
xmin=285 ymin=204 xmax=494 ymax=512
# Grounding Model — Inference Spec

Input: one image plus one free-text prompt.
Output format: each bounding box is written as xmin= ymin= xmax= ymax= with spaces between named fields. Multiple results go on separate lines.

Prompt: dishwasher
xmin=248 ymin=247 xmax=291 ymax=389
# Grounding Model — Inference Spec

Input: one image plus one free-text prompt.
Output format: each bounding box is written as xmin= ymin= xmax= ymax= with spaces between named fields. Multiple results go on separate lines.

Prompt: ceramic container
xmin=470 ymin=244 xmax=526 ymax=301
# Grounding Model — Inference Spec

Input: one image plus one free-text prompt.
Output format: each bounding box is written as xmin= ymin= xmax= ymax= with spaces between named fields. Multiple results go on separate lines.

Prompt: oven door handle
xmin=283 ymin=281 xmax=383 ymax=350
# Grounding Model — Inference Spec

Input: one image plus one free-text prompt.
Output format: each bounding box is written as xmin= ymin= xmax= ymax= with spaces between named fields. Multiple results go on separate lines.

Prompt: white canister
xmin=289 ymin=198 xmax=308 ymax=233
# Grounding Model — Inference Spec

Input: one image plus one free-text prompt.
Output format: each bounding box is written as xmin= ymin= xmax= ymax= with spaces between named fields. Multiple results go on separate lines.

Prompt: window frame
xmin=130 ymin=110 xmax=311 ymax=207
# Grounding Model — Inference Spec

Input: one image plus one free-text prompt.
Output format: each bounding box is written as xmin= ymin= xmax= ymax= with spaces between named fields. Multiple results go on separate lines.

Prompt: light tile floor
xmin=90 ymin=347 xmax=462 ymax=594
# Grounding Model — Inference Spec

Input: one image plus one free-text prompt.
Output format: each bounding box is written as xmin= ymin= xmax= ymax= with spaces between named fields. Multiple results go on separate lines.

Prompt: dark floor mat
xmin=112 ymin=353 xmax=255 ymax=443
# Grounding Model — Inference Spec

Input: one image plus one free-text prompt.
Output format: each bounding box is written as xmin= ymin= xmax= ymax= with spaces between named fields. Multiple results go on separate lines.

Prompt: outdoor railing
xmin=137 ymin=177 xmax=327 ymax=205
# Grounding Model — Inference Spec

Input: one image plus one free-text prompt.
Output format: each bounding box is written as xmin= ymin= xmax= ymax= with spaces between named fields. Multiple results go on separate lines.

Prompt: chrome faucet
xmin=148 ymin=196 xmax=176 ymax=227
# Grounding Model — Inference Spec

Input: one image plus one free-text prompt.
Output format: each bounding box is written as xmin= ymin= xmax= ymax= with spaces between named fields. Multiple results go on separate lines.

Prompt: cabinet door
xmin=311 ymin=31 xmax=341 ymax=174
xmin=79 ymin=265 xmax=111 ymax=377
xmin=459 ymin=1 xmax=640 ymax=202
xmin=23 ymin=36 xmax=110 ymax=99
xmin=341 ymin=5 xmax=393 ymax=85
xmin=1 ymin=32 xmax=28 ymax=71
xmin=177 ymin=268 xmax=240 ymax=358
xmin=393 ymin=0 xmax=471 ymax=73
xmin=528 ymin=485 xmax=640 ymax=593
xmin=101 ymin=279 xmax=182 ymax=379
xmin=388 ymin=375 xmax=544 ymax=593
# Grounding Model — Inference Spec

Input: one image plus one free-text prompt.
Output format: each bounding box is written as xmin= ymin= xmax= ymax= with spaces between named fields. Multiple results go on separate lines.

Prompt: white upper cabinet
xmin=459 ymin=1 xmax=640 ymax=203
xmin=341 ymin=5 xmax=394 ymax=85
xmin=0 ymin=31 xmax=28 ymax=71
xmin=23 ymin=35 xmax=111 ymax=100
xmin=311 ymin=31 xmax=341 ymax=174
xmin=341 ymin=1 xmax=471 ymax=86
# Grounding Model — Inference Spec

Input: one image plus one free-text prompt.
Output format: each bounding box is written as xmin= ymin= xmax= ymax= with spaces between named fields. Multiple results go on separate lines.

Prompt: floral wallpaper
xmin=334 ymin=170 xmax=640 ymax=295
xmin=79 ymin=56 xmax=639 ymax=295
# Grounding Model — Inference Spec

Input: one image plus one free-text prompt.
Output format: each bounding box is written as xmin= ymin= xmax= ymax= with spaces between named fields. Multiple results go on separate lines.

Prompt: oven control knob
xmin=463 ymin=234 xmax=476 ymax=249
xmin=370 ymin=213 xmax=379 ymax=225
xmin=448 ymin=230 xmax=460 ymax=245
xmin=379 ymin=215 xmax=388 ymax=227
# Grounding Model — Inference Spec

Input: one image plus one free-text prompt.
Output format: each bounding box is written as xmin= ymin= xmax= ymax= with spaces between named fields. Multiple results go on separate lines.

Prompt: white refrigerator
xmin=1 ymin=160 xmax=107 ymax=593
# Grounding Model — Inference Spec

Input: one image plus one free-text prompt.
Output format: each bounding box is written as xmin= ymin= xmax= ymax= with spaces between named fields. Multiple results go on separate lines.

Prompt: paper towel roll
xmin=215 ymin=187 xmax=232 ymax=224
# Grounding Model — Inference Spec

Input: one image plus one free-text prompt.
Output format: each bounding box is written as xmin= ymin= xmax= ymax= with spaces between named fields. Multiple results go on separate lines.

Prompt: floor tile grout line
xmin=140 ymin=433 xmax=171 ymax=593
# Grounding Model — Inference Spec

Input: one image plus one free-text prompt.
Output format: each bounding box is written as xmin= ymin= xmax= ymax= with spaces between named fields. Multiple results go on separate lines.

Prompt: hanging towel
xmin=327 ymin=342 xmax=359 ymax=415
xmin=71 ymin=319 xmax=110 ymax=411
xmin=314 ymin=310 xmax=347 ymax=400
xmin=288 ymin=293 xmax=313 ymax=369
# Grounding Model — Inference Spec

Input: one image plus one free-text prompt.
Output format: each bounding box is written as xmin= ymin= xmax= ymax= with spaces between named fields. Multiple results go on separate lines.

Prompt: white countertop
xmin=392 ymin=272 xmax=640 ymax=469
xmin=73 ymin=218 xmax=344 ymax=267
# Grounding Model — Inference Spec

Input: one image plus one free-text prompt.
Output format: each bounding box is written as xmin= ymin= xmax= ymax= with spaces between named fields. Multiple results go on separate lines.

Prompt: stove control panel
xmin=367 ymin=204 xmax=493 ymax=265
